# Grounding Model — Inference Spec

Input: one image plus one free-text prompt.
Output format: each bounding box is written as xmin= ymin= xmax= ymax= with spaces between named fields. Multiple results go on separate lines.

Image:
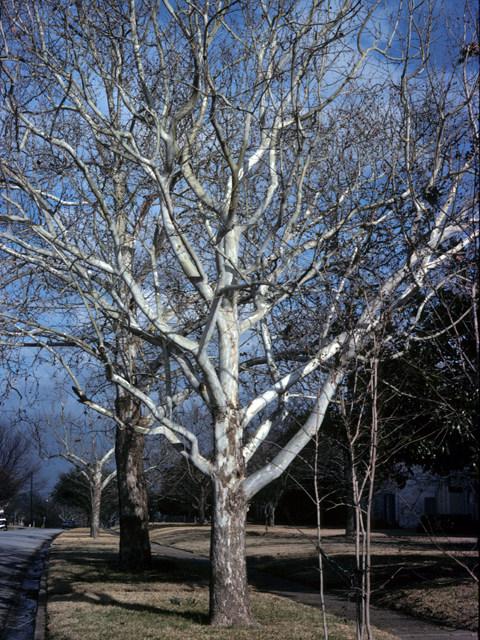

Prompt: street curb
xmin=33 ymin=547 xmax=50 ymax=640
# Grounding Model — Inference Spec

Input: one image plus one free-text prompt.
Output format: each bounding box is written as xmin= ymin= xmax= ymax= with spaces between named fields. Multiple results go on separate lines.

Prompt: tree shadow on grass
xmin=50 ymin=588 xmax=210 ymax=624
xmin=248 ymin=551 xmax=476 ymax=592
xmin=51 ymin=552 xmax=210 ymax=590
xmin=49 ymin=553 xmax=212 ymax=625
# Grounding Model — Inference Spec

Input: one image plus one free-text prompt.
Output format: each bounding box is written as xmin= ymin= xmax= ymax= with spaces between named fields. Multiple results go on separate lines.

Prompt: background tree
xmin=26 ymin=405 xmax=117 ymax=538
xmin=0 ymin=421 xmax=38 ymax=508
xmin=0 ymin=0 xmax=477 ymax=626
xmin=299 ymin=278 xmax=480 ymax=534
xmin=6 ymin=488 xmax=57 ymax=526
xmin=150 ymin=455 xmax=212 ymax=524
xmin=248 ymin=409 xmax=340 ymax=528
xmin=51 ymin=470 xmax=91 ymax=521
xmin=146 ymin=404 xmax=213 ymax=523
xmin=378 ymin=286 xmax=479 ymax=477
xmin=52 ymin=467 xmax=119 ymax=529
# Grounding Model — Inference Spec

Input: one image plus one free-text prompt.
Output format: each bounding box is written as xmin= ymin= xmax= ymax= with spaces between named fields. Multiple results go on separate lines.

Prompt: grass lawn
xmin=46 ymin=529 xmax=399 ymax=640
xmin=149 ymin=524 xmax=479 ymax=632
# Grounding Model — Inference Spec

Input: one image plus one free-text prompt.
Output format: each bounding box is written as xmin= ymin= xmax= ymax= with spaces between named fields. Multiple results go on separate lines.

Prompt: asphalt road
xmin=0 ymin=528 xmax=62 ymax=636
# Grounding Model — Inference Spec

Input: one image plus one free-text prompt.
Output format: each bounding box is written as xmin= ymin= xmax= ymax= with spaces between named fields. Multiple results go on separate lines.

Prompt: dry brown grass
xmin=149 ymin=524 xmax=479 ymax=631
xmin=46 ymin=529 xmax=399 ymax=640
xmin=373 ymin=580 xmax=478 ymax=632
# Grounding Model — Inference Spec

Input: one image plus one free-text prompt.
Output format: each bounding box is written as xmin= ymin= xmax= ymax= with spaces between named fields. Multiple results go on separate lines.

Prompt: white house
xmin=372 ymin=466 xmax=478 ymax=530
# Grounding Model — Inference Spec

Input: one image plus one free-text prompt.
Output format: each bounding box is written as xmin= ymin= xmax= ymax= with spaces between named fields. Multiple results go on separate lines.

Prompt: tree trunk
xmin=198 ymin=502 xmax=206 ymax=525
xmin=90 ymin=476 xmax=101 ymax=539
xmin=265 ymin=502 xmax=275 ymax=529
xmin=198 ymin=485 xmax=207 ymax=525
xmin=115 ymin=394 xmax=151 ymax=570
xmin=209 ymin=476 xmax=257 ymax=626
xmin=209 ymin=303 xmax=256 ymax=625
xmin=344 ymin=454 xmax=356 ymax=536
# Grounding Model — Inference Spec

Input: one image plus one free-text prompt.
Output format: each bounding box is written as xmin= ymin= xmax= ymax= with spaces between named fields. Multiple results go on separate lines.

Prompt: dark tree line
xmin=0 ymin=421 xmax=37 ymax=508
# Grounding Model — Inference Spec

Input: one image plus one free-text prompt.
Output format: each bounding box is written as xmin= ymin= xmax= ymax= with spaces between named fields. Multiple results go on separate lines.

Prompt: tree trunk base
xmin=115 ymin=420 xmax=151 ymax=571
xmin=210 ymin=612 xmax=260 ymax=627
xmin=209 ymin=479 xmax=258 ymax=626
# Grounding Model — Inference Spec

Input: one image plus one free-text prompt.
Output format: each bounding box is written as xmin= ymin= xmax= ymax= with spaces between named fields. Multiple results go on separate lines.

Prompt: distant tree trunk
xmin=198 ymin=502 xmax=206 ymax=525
xmin=209 ymin=470 xmax=257 ymax=626
xmin=265 ymin=501 xmax=275 ymax=530
xmin=90 ymin=474 xmax=101 ymax=539
xmin=115 ymin=393 xmax=151 ymax=570
xmin=197 ymin=485 xmax=208 ymax=525
xmin=345 ymin=455 xmax=356 ymax=536
xmin=346 ymin=505 xmax=356 ymax=536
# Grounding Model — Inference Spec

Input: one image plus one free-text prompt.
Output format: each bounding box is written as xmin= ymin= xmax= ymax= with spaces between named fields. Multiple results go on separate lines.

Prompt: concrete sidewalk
xmin=151 ymin=542 xmax=478 ymax=640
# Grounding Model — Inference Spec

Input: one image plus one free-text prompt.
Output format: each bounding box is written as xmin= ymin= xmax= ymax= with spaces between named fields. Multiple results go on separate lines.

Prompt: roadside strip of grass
xmin=46 ymin=529 xmax=399 ymax=640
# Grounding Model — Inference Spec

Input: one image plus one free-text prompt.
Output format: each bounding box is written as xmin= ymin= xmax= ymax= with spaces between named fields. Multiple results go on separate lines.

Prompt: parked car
xmin=61 ymin=520 xmax=76 ymax=529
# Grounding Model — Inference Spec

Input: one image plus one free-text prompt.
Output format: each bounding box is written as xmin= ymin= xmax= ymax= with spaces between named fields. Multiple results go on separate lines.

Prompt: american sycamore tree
xmin=0 ymin=0 xmax=478 ymax=626
xmin=28 ymin=407 xmax=117 ymax=539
